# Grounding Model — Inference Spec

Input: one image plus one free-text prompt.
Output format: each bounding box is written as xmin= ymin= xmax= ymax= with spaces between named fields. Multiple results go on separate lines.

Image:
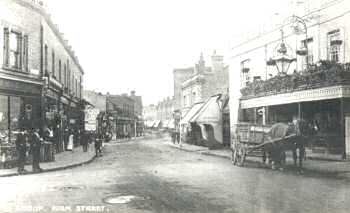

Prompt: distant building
xmin=173 ymin=51 xmax=230 ymax=147
xmin=83 ymin=90 xmax=107 ymax=112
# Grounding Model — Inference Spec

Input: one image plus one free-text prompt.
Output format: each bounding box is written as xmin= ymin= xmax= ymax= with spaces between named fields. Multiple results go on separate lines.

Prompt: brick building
xmin=0 ymin=0 xmax=84 ymax=160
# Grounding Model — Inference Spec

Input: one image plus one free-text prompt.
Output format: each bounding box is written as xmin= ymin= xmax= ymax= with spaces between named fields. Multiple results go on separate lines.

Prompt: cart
xmin=231 ymin=123 xmax=298 ymax=167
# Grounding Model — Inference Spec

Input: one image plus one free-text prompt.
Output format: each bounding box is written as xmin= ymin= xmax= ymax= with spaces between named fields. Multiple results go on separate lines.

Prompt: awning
xmin=153 ymin=120 xmax=161 ymax=128
xmin=180 ymin=102 xmax=204 ymax=125
xmin=190 ymin=95 xmax=221 ymax=124
xmin=190 ymin=94 xmax=223 ymax=143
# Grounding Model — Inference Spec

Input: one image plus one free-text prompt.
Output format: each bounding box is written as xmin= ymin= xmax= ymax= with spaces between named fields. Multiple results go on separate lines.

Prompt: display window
xmin=0 ymin=95 xmax=41 ymax=144
xmin=0 ymin=96 xmax=9 ymax=143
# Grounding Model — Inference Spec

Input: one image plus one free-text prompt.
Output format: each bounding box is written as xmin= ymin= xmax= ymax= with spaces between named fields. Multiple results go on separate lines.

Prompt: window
xmin=240 ymin=59 xmax=251 ymax=87
xmin=192 ymin=92 xmax=196 ymax=104
xmin=328 ymin=30 xmax=342 ymax=62
xmin=301 ymin=37 xmax=314 ymax=69
xmin=52 ymin=50 xmax=55 ymax=78
xmin=58 ymin=60 xmax=62 ymax=82
xmin=44 ymin=45 xmax=48 ymax=75
xmin=64 ymin=64 xmax=67 ymax=87
xmin=3 ymin=28 xmax=28 ymax=71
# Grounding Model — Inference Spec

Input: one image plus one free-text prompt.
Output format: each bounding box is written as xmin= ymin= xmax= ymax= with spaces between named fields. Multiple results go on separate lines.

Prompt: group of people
xmin=15 ymin=127 xmax=44 ymax=174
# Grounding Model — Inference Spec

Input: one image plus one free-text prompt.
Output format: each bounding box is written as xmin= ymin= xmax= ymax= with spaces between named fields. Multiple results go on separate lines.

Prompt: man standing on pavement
xmin=15 ymin=128 xmax=28 ymax=174
xmin=30 ymin=128 xmax=43 ymax=173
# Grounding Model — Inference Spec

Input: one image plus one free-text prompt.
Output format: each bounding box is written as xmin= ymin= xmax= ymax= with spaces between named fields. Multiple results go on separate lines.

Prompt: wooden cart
xmin=231 ymin=123 xmax=297 ymax=167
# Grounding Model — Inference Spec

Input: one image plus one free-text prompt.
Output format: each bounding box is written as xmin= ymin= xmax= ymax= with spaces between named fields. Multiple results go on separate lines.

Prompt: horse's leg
xmin=299 ymin=145 xmax=305 ymax=168
xmin=262 ymin=149 xmax=267 ymax=164
xmin=292 ymin=146 xmax=297 ymax=166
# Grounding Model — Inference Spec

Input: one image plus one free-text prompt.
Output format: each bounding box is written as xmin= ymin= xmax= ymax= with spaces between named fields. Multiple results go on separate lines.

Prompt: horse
xmin=262 ymin=120 xmax=309 ymax=171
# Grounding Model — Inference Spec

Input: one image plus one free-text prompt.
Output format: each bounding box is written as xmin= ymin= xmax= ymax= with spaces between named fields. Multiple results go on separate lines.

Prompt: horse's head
xmin=289 ymin=119 xmax=310 ymax=136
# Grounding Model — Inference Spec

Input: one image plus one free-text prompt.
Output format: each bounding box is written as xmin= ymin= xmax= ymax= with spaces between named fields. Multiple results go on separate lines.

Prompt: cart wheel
xmin=233 ymin=145 xmax=246 ymax=167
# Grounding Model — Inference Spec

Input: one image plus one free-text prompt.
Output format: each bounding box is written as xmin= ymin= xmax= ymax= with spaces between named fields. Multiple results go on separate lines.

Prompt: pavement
xmin=163 ymin=137 xmax=350 ymax=177
xmin=0 ymin=135 xmax=147 ymax=178
xmin=0 ymin=144 xmax=96 ymax=177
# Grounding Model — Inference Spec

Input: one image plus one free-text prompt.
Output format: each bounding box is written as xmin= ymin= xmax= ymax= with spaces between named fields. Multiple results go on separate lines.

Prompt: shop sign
xmin=84 ymin=108 xmax=100 ymax=131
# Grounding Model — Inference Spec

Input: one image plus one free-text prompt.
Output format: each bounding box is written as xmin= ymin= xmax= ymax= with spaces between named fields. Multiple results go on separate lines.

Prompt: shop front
xmin=0 ymin=77 xmax=44 ymax=168
xmin=240 ymin=84 xmax=350 ymax=160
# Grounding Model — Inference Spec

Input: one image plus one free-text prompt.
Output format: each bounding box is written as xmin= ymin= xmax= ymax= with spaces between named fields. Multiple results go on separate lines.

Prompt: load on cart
xmin=231 ymin=119 xmax=308 ymax=171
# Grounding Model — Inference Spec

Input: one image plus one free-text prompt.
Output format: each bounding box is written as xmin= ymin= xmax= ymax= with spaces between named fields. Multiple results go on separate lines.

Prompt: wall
xmin=0 ymin=0 xmax=42 ymax=76
xmin=173 ymin=68 xmax=193 ymax=111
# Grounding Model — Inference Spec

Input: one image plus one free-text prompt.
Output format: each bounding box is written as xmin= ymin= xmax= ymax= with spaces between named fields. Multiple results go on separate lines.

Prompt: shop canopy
xmin=180 ymin=102 xmax=204 ymax=125
xmin=190 ymin=94 xmax=222 ymax=124
xmin=190 ymin=94 xmax=223 ymax=143
xmin=153 ymin=120 xmax=161 ymax=128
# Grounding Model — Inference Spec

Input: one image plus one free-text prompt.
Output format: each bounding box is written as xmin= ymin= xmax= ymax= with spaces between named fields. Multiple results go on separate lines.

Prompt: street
xmin=1 ymin=135 xmax=350 ymax=213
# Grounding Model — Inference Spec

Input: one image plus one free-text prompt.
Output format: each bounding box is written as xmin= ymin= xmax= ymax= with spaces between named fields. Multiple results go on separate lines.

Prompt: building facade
xmin=229 ymin=0 xmax=350 ymax=159
xmin=106 ymin=93 xmax=136 ymax=138
xmin=83 ymin=90 xmax=107 ymax=112
xmin=0 ymin=0 xmax=84 ymax=161
xmin=174 ymin=52 xmax=230 ymax=147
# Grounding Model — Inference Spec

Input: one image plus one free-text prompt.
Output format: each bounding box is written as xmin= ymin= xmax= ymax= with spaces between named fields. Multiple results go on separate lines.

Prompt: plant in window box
xmin=266 ymin=58 xmax=276 ymax=66
xmin=330 ymin=40 xmax=342 ymax=46
xmin=241 ymin=68 xmax=250 ymax=73
xmin=296 ymin=49 xmax=307 ymax=56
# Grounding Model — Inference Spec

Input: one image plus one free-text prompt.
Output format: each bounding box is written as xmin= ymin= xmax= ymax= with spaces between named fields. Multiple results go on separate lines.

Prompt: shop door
xmin=345 ymin=114 xmax=350 ymax=157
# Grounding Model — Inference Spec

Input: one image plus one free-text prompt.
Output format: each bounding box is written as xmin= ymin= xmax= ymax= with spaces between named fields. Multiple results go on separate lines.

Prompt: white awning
xmin=153 ymin=120 xmax=161 ymax=128
xmin=190 ymin=95 xmax=221 ymax=124
xmin=190 ymin=94 xmax=223 ymax=143
xmin=180 ymin=102 xmax=204 ymax=125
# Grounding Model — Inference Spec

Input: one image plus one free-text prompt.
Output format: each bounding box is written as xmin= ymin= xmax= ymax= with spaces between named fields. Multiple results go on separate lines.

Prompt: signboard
xmin=84 ymin=108 xmax=100 ymax=131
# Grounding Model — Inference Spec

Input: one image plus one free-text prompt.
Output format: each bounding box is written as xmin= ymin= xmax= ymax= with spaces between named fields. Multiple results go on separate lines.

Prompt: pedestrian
xmin=64 ymin=127 xmax=69 ymax=150
xmin=15 ymin=128 xmax=28 ymax=174
xmin=81 ymin=131 xmax=89 ymax=152
xmin=30 ymin=128 xmax=43 ymax=173
xmin=67 ymin=129 xmax=74 ymax=151
xmin=95 ymin=131 xmax=103 ymax=157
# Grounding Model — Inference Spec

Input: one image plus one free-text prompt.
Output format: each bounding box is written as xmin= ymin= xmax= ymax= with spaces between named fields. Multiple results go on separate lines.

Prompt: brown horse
xmin=262 ymin=120 xmax=307 ymax=171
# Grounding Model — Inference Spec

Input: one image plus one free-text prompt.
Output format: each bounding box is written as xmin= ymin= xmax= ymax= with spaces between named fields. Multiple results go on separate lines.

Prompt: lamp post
xmin=267 ymin=29 xmax=296 ymax=74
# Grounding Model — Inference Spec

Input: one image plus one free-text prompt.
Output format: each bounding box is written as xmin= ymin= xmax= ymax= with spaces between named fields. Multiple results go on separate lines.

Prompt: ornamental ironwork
xmin=240 ymin=61 xmax=350 ymax=99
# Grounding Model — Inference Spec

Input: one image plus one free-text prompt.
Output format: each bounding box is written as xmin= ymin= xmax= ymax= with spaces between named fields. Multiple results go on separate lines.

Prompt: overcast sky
xmin=46 ymin=0 xmax=298 ymax=105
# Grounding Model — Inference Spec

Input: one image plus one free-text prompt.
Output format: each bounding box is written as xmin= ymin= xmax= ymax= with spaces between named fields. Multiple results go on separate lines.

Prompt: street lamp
xmin=267 ymin=29 xmax=296 ymax=75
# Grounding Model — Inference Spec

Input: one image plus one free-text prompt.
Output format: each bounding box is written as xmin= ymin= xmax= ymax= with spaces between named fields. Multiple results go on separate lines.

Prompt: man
xmin=95 ymin=130 xmax=103 ymax=157
xmin=30 ymin=128 xmax=43 ymax=173
xmin=15 ymin=128 xmax=28 ymax=174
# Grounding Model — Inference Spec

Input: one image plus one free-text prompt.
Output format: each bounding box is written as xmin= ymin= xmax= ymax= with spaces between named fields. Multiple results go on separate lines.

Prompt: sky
xmin=45 ymin=0 xmax=300 ymax=105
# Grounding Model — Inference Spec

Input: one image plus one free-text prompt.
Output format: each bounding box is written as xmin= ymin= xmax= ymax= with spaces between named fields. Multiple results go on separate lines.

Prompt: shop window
xmin=3 ymin=28 xmax=28 ymax=71
xmin=9 ymin=97 xmax=21 ymax=143
xmin=0 ymin=96 xmax=9 ymax=143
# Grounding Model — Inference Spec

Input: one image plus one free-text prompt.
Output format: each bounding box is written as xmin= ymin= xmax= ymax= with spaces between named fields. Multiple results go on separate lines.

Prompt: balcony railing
xmin=240 ymin=61 xmax=350 ymax=99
